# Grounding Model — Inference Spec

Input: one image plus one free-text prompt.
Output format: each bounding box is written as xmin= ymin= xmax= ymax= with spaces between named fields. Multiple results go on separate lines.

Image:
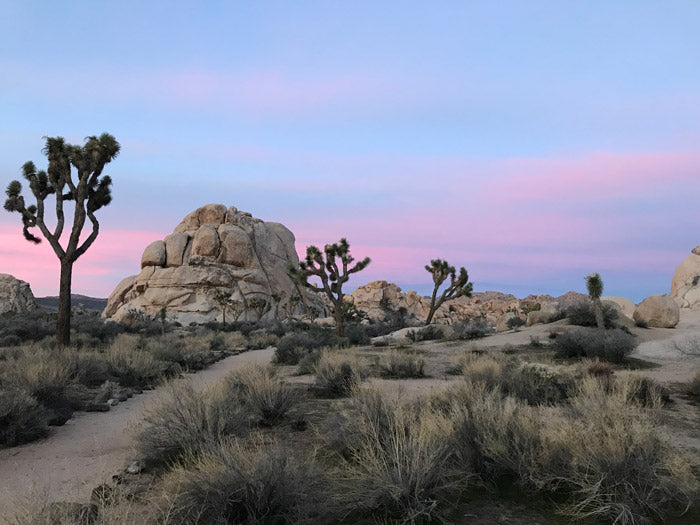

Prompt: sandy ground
xmin=0 ymin=348 xmax=275 ymax=520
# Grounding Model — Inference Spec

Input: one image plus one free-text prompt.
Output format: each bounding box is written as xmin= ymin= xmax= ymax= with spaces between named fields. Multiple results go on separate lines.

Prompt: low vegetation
xmin=554 ymin=326 xmax=637 ymax=363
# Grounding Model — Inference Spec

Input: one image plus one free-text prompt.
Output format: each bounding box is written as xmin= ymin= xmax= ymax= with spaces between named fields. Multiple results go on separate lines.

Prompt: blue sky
xmin=1 ymin=1 xmax=699 ymax=301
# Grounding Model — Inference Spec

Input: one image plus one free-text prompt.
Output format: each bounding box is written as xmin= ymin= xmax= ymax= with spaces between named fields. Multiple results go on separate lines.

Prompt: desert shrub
xmin=554 ymin=327 xmax=637 ymax=363
xmin=246 ymin=331 xmax=279 ymax=350
xmin=0 ymin=389 xmax=50 ymax=447
xmin=314 ymin=350 xmax=369 ymax=397
xmin=0 ymin=334 xmax=21 ymax=347
xmin=622 ymin=374 xmax=671 ymax=406
xmin=447 ymin=382 xmax=545 ymax=483
xmin=296 ymin=348 xmax=323 ymax=375
xmin=338 ymin=388 xmax=456 ymax=522
xmin=0 ymin=350 xmax=80 ymax=424
xmin=566 ymin=302 xmax=619 ymax=329
xmin=344 ymin=323 xmax=370 ymax=345
xmin=275 ymin=332 xmax=315 ymax=365
xmin=378 ymin=350 xmax=426 ymax=378
xmin=634 ymin=318 xmax=648 ymax=328
xmin=209 ymin=331 xmax=246 ymax=352
xmin=552 ymin=377 xmax=699 ymax=523
xmin=453 ymin=318 xmax=493 ymax=340
xmin=0 ymin=311 xmax=55 ymax=344
xmin=134 ymin=383 xmax=247 ymax=468
xmin=275 ymin=326 xmax=346 ymax=365
xmin=70 ymin=312 xmax=125 ymax=343
xmin=157 ymin=437 xmax=325 ymax=524
xmin=105 ymin=337 xmax=173 ymax=387
xmin=585 ymin=358 xmax=614 ymax=378
xmin=420 ymin=324 xmax=444 ymax=341
xmin=71 ymin=351 xmax=112 ymax=387
xmin=689 ymin=371 xmax=700 ymax=397
xmin=223 ymin=365 xmax=297 ymax=426
xmin=507 ymin=316 xmax=526 ymax=331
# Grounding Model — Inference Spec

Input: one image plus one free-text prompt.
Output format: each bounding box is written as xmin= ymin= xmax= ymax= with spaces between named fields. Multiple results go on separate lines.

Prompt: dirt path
xmin=0 ymin=348 xmax=275 ymax=519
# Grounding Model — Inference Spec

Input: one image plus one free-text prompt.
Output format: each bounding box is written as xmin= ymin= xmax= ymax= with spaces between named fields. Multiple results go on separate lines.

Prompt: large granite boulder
xmin=601 ymin=296 xmax=636 ymax=319
xmin=104 ymin=204 xmax=327 ymax=324
xmin=0 ymin=274 xmax=38 ymax=315
xmin=670 ymin=246 xmax=700 ymax=309
xmin=633 ymin=293 xmax=680 ymax=328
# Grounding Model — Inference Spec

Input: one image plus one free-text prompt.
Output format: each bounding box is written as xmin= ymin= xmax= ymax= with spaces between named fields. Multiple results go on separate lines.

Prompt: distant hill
xmin=36 ymin=294 xmax=108 ymax=313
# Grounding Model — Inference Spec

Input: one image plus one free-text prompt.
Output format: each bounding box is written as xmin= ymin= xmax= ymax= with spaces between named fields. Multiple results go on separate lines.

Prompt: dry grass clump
xmin=0 ymin=389 xmax=49 ymax=447
xmin=134 ymin=382 xmax=246 ymax=469
xmin=314 ymin=350 xmax=370 ymax=397
xmin=221 ymin=365 xmax=298 ymax=426
xmin=105 ymin=336 xmax=172 ymax=387
xmin=156 ymin=436 xmax=325 ymax=524
xmin=337 ymin=387 xmax=457 ymax=522
xmin=377 ymin=349 xmax=426 ymax=378
xmin=439 ymin=376 xmax=699 ymax=523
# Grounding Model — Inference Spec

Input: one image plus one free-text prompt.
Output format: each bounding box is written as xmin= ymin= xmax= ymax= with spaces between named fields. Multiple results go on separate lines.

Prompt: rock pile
xmin=103 ymin=204 xmax=327 ymax=324
xmin=0 ymin=273 xmax=38 ymax=315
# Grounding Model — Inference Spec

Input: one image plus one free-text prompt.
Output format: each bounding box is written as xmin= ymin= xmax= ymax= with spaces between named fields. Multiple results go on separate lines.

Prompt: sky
xmin=1 ymin=1 xmax=699 ymax=302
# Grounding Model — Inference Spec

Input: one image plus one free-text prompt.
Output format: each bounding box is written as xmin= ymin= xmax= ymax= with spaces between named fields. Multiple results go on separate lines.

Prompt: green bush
xmin=344 ymin=323 xmax=370 ymax=345
xmin=554 ymin=327 xmax=637 ymax=363
xmin=566 ymin=302 xmax=619 ymax=329
xmin=507 ymin=316 xmax=526 ymax=331
xmin=275 ymin=332 xmax=315 ymax=365
xmin=420 ymin=325 xmax=444 ymax=341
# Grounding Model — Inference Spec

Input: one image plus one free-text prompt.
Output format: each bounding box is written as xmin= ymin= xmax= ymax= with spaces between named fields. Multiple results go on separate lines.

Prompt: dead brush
xmin=378 ymin=349 xmax=426 ymax=378
xmin=313 ymin=350 xmax=369 ymax=397
xmin=337 ymin=387 xmax=457 ymax=522
xmin=222 ymin=365 xmax=297 ymax=426
xmin=156 ymin=435 xmax=326 ymax=524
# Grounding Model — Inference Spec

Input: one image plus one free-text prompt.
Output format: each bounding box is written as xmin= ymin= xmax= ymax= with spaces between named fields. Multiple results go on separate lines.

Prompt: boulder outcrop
xmin=670 ymin=246 xmax=700 ymax=309
xmin=633 ymin=293 xmax=680 ymax=328
xmin=104 ymin=204 xmax=327 ymax=324
xmin=601 ymin=296 xmax=636 ymax=319
xmin=0 ymin=274 xmax=38 ymax=315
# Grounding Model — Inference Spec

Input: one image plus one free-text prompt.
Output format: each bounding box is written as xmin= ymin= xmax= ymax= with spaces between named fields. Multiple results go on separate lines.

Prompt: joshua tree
xmin=4 ymin=134 xmax=119 ymax=347
xmin=213 ymin=289 xmax=237 ymax=327
xmin=425 ymin=259 xmax=473 ymax=324
xmin=288 ymin=238 xmax=370 ymax=337
xmin=585 ymin=272 xmax=605 ymax=329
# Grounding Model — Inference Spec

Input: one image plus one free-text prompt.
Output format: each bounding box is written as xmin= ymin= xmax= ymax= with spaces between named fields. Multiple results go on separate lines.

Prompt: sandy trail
xmin=0 ymin=348 xmax=274 ymax=518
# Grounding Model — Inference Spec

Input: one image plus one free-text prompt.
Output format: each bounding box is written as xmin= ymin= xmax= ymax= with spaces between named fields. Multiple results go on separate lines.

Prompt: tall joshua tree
xmin=425 ymin=259 xmax=473 ymax=324
xmin=585 ymin=272 xmax=605 ymax=330
xmin=4 ymin=134 xmax=120 ymax=347
xmin=288 ymin=238 xmax=370 ymax=337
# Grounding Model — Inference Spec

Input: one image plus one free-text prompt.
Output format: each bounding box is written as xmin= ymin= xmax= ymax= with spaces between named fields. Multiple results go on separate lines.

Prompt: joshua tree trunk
xmin=593 ymin=298 xmax=605 ymax=330
xmin=57 ymin=260 xmax=73 ymax=347
xmin=332 ymin=301 xmax=344 ymax=337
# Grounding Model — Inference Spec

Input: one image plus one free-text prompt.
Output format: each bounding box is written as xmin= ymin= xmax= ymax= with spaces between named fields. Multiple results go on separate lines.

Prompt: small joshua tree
xmin=213 ymin=289 xmax=237 ymax=327
xmin=586 ymin=272 xmax=605 ymax=330
xmin=424 ymin=259 xmax=473 ymax=324
xmin=4 ymin=134 xmax=119 ymax=347
xmin=288 ymin=238 xmax=370 ymax=337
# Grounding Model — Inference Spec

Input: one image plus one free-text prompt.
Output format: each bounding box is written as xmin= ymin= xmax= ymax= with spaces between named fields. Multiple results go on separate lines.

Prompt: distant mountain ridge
xmin=36 ymin=295 xmax=108 ymax=313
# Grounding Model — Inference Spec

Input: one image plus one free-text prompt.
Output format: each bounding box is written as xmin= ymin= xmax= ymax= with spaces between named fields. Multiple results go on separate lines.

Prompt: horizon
xmin=2 ymin=2 xmax=698 ymax=303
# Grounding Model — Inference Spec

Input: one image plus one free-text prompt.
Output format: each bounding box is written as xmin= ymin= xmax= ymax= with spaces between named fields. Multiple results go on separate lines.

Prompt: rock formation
xmin=633 ymin=293 xmax=680 ymax=328
xmin=0 ymin=274 xmax=38 ymax=315
xmin=670 ymin=246 xmax=700 ymax=309
xmin=347 ymin=280 xmax=586 ymax=326
xmin=103 ymin=204 xmax=327 ymax=324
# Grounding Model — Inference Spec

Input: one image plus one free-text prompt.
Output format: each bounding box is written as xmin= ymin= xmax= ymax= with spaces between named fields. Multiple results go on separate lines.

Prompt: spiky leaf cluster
xmin=4 ymin=134 xmax=119 ymax=252
xmin=289 ymin=238 xmax=370 ymax=302
xmin=585 ymin=273 xmax=604 ymax=300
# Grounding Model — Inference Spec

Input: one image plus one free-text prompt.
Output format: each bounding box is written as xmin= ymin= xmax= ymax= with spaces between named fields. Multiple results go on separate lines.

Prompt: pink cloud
xmin=481 ymin=151 xmax=700 ymax=203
